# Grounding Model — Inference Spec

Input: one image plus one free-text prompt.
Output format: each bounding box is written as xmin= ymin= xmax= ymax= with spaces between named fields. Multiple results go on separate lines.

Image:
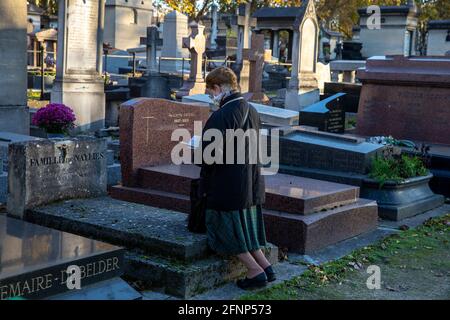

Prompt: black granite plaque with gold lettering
xmin=0 ymin=215 xmax=124 ymax=300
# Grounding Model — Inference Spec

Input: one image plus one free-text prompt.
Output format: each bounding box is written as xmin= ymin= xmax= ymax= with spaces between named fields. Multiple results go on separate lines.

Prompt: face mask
xmin=212 ymin=91 xmax=225 ymax=106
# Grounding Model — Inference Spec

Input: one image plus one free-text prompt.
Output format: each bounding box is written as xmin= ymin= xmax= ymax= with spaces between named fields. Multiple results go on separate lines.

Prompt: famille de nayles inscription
xmin=0 ymin=256 xmax=120 ymax=300
xmin=28 ymin=152 xmax=105 ymax=168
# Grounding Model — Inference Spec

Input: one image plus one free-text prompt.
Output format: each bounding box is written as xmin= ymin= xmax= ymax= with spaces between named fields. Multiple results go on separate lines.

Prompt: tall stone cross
xmin=176 ymin=22 xmax=207 ymax=99
xmin=183 ymin=22 xmax=206 ymax=82
xmin=146 ymin=25 xmax=162 ymax=73
xmin=242 ymin=34 xmax=269 ymax=103
xmin=236 ymin=2 xmax=257 ymax=93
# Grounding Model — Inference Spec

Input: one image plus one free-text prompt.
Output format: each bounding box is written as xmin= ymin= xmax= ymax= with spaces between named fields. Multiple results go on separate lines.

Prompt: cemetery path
xmin=241 ymin=214 xmax=450 ymax=300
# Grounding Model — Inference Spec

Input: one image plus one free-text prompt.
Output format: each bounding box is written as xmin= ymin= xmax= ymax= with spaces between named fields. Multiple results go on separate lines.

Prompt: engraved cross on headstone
xmin=182 ymin=22 xmax=206 ymax=82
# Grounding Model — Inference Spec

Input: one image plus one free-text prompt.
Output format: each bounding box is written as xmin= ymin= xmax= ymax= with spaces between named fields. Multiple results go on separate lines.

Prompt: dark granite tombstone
xmin=7 ymin=137 xmax=107 ymax=218
xmin=0 ymin=215 xmax=127 ymax=300
xmin=357 ymin=55 xmax=450 ymax=146
xmin=299 ymin=93 xmax=346 ymax=133
xmin=278 ymin=128 xmax=384 ymax=175
xmin=324 ymin=82 xmax=361 ymax=114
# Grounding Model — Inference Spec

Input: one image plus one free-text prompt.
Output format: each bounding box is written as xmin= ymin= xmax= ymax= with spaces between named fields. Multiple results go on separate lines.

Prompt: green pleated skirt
xmin=205 ymin=205 xmax=267 ymax=256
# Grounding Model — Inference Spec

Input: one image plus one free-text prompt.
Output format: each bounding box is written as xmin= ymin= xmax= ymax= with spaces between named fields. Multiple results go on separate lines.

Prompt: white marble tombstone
xmin=285 ymin=0 xmax=320 ymax=111
xmin=51 ymin=0 xmax=105 ymax=133
xmin=160 ymin=11 xmax=190 ymax=73
xmin=0 ymin=0 xmax=29 ymax=135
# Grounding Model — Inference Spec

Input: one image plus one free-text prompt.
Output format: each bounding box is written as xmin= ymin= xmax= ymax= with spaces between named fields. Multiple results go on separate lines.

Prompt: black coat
xmin=200 ymin=92 xmax=266 ymax=211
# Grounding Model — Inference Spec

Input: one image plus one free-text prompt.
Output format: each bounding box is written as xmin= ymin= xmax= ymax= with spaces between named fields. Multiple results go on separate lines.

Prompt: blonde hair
xmin=205 ymin=67 xmax=240 ymax=92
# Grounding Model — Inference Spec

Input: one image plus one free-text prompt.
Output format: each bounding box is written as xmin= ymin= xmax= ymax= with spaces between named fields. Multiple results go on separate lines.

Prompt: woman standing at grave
xmin=200 ymin=67 xmax=276 ymax=290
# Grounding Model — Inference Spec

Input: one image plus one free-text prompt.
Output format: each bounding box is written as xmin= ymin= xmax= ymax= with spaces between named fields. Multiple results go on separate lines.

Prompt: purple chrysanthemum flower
xmin=32 ymin=103 xmax=76 ymax=134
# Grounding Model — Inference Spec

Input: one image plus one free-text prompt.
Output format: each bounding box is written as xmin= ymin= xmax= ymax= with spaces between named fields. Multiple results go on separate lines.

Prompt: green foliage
xmin=369 ymin=153 xmax=429 ymax=186
xmin=241 ymin=214 xmax=450 ymax=300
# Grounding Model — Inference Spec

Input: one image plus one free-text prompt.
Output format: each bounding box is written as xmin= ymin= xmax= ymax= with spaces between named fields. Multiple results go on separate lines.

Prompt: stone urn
xmin=360 ymin=174 xmax=445 ymax=221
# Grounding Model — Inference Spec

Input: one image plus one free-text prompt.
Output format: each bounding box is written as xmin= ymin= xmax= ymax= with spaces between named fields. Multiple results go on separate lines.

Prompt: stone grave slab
xmin=0 ymin=214 xmax=126 ymax=300
xmin=26 ymin=197 xmax=278 ymax=298
xmin=119 ymin=98 xmax=210 ymax=187
xmin=264 ymin=198 xmax=378 ymax=253
xmin=278 ymin=128 xmax=384 ymax=175
xmin=126 ymin=164 xmax=360 ymax=215
xmin=181 ymin=94 xmax=299 ymax=126
xmin=110 ymin=163 xmax=378 ymax=254
xmin=7 ymin=137 xmax=107 ymax=218
xmin=299 ymin=93 xmax=346 ymax=133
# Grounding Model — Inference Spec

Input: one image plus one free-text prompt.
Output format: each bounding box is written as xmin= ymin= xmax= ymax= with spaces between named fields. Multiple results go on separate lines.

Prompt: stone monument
xmin=160 ymin=11 xmax=189 ymax=73
xmin=0 ymin=0 xmax=29 ymax=135
xmin=242 ymin=34 xmax=269 ymax=103
xmin=356 ymin=55 xmax=450 ymax=146
xmin=176 ymin=22 xmax=207 ymax=99
xmin=51 ymin=0 xmax=106 ymax=133
xmin=285 ymin=0 xmax=320 ymax=111
xmin=146 ymin=25 xmax=160 ymax=73
xmin=7 ymin=137 xmax=107 ymax=218
xmin=210 ymin=3 xmax=218 ymax=49
xmin=236 ymin=2 xmax=257 ymax=93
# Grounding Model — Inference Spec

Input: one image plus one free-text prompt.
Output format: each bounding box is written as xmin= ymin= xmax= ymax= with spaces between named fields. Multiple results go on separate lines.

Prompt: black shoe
xmin=237 ymin=272 xmax=268 ymax=290
xmin=264 ymin=266 xmax=277 ymax=282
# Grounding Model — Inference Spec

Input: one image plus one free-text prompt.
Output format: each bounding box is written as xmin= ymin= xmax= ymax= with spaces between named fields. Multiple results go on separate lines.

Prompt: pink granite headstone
xmin=356 ymin=55 xmax=450 ymax=146
xmin=119 ymin=98 xmax=210 ymax=186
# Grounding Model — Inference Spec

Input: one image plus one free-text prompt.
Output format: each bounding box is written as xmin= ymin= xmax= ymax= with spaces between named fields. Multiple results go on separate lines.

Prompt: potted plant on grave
xmin=361 ymin=145 xmax=444 ymax=221
xmin=31 ymin=103 xmax=76 ymax=138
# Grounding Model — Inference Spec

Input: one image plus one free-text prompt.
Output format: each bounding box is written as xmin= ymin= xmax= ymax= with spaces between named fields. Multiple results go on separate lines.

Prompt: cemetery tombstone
xmin=119 ymin=98 xmax=210 ymax=187
xmin=285 ymin=0 xmax=320 ymax=111
xmin=7 ymin=137 xmax=107 ymax=218
xmin=176 ymin=22 xmax=207 ymax=99
xmin=0 ymin=0 xmax=29 ymax=135
xmin=242 ymin=34 xmax=270 ymax=103
xmin=210 ymin=3 xmax=219 ymax=49
xmin=356 ymin=55 xmax=450 ymax=145
xmin=299 ymin=93 xmax=346 ymax=133
xmin=236 ymin=2 xmax=257 ymax=93
xmin=51 ymin=0 xmax=106 ymax=133
xmin=146 ymin=25 xmax=161 ymax=73
xmin=160 ymin=11 xmax=190 ymax=73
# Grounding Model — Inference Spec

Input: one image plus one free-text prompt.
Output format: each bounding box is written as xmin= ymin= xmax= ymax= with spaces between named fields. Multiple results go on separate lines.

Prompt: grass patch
xmin=241 ymin=214 xmax=450 ymax=300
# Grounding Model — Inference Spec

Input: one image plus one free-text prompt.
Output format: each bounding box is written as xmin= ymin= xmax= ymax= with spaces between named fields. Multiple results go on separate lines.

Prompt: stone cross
xmin=242 ymin=34 xmax=268 ymax=103
xmin=236 ymin=2 xmax=257 ymax=93
xmin=236 ymin=2 xmax=257 ymax=63
xmin=146 ymin=25 xmax=161 ymax=73
xmin=176 ymin=22 xmax=207 ymax=99
xmin=210 ymin=3 xmax=218 ymax=49
xmin=183 ymin=22 xmax=206 ymax=82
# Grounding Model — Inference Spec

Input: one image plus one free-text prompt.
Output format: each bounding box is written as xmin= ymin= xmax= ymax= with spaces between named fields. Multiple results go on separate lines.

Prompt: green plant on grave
xmin=368 ymin=147 xmax=429 ymax=187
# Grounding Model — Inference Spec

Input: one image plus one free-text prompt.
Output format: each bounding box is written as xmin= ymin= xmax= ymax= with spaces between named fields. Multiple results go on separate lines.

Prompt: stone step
xmin=125 ymin=244 xmax=278 ymax=299
xmin=137 ymin=164 xmax=360 ymax=215
xmin=27 ymin=197 xmax=207 ymax=261
xmin=110 ymin=185 xmax=191 ymax=214
xmin=263 ymin=198 xmax=378 ymax=254
xmin=25 ymin=197 xmax=279 ymax=299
